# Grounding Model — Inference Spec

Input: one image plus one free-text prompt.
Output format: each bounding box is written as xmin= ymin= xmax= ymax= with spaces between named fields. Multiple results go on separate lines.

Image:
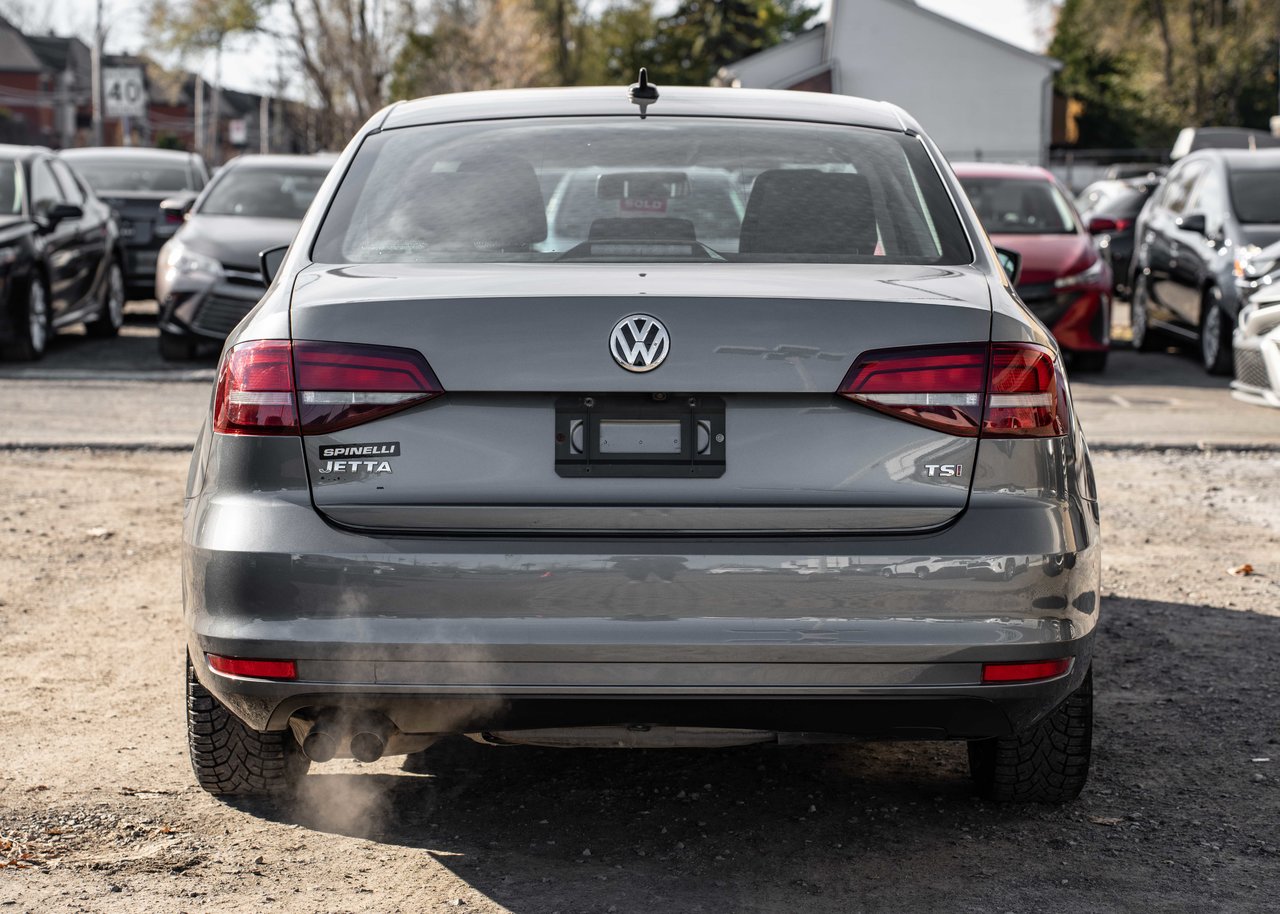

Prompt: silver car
xmin=183 ymin=84 xmax=1101 ymax=804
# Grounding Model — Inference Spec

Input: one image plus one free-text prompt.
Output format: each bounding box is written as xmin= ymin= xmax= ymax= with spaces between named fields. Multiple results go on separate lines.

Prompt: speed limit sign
xmin=103 ymin=67 xmax=147 ymax=118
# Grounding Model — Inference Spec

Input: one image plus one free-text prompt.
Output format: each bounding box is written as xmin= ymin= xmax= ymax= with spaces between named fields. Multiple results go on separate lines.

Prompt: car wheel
xmin=1199 ymin=294 xmax=1233 ymax=376
xmin=967 ymin=667 xmax=1092 ymax=803
xmin=159 ymin=330 xmax=198 ymax=361
xmin=1129 ymin=274 xmax=1158 ymax=352
xmin=186 ymin=656 xmax=309 ymax=797
xmin=1070 ymin=350 xmax=1108 ymax=373
xmin=2 ymin=275 xmax=51 ymax=361
xmin=84 ymin=260 xmax=126 ymax=338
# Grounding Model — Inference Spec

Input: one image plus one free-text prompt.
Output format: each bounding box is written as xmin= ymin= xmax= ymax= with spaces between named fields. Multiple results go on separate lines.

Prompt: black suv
xmin=1130 ymin=149 xmax=1280 ymax=374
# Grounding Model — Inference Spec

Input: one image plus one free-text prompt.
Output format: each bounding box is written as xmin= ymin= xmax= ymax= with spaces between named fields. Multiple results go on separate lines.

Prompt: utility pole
xmin=194 ymin=74 xmax=203 ymax=159
xmin=260 ymin=93 xmax=269 ymax=154
xmin=90 ymin=0 xmax=104 ymax=145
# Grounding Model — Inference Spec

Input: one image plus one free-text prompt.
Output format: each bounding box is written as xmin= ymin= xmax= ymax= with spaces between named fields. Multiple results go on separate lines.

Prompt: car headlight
xmin=1054 ymin=258 xmax=1104 ymax=290
xmin=163 ymin=241 xmax=224 ymax=281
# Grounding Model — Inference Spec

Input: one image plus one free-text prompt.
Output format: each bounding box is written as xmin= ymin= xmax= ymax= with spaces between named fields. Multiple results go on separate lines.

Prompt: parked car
xmin=1170 ymin=127 xmax=1280 ymax=160
xmin=1232 ymin=281 xmax=1280 ymax=408
xmin=0 ymin=144 xmax=125 ymax=360
xmin=955 ymin=162 xmax=1112 ymax=372
xmin=183 ymin=84 xmax=1100 ymax=805
xmin=1129 ymin=148 xmax=1280 ymax=374
xmin=1103 ymin=163 xmax=1166 ymax=181
xmin=60 ymin=147 xmax=208 ymax=299
xmin=153 ymin=153 xmax=335 ymax=360
xmin=1076 ymin=176 xmax=1161 ymax=298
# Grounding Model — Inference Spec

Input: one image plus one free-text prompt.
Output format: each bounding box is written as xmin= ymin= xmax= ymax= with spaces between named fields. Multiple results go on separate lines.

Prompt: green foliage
xmin=649 ymin=0 xmax=819 ymax=86
xmin=1051 ymin=0 xmax=1280 ymax=148
xmin=147 ymin=0 xmax=266 ymax=54
xmin=155 ymin=132 xmax=185 ymax=150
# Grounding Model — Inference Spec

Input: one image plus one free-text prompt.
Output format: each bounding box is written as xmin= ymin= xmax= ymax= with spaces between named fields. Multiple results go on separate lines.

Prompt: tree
xmin=1048 ymin=0 xmax=1280 ymax=147
xmin=648 ymin=0 xmax=818 ymax=86
xmin=148 ymin=0 xmax=267 ymax=160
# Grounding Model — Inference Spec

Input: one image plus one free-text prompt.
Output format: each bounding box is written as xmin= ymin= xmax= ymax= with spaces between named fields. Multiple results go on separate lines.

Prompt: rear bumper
xmin=184 ymin=432 xmax=1101 ymax=741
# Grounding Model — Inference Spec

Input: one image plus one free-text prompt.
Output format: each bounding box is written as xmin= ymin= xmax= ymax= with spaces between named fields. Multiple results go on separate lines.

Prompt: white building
xmin=721 ymin=0 xmax=1060 ymax=165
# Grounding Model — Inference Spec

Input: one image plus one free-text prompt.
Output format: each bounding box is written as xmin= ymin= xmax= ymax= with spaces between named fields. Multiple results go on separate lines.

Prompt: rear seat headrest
xmin=739 ymin=169 xmax=877 ymax=256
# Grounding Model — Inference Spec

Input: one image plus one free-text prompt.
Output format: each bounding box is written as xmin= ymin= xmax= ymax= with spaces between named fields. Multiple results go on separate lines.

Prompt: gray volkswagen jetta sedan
xmin=184 ymin=83 xmax=1100 ymax=804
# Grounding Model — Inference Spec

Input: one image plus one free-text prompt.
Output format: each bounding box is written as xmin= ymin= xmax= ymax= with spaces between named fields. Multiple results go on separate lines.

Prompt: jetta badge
xmin=610 ymin=314 xmax=670 ymax=372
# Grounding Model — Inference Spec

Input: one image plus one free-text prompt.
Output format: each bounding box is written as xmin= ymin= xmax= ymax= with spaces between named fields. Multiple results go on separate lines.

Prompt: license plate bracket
xmin=555 ymin=395 xmax=725 ymax=478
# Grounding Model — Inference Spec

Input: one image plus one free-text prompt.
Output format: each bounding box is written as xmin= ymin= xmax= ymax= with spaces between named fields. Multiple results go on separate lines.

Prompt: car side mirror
xmin=38 ymin=201 xmax=82 ymax=229
xmin=1087 ymin=216 xmax=1118 ymax=235
xmin=159 ymin=192 xmax=197 ymax=224
xmin=994 ymin=247 xmax=1022 ymax=286
xmin=260 ymin=245 xmax=288 ymax=285
xmin=1176 ymin=213 xmax=1207 ymax=235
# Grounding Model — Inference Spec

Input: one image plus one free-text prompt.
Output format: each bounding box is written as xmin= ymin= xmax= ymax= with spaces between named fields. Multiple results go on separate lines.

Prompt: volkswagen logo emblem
xmin=610 ymin=314 xmax=670 ymax=372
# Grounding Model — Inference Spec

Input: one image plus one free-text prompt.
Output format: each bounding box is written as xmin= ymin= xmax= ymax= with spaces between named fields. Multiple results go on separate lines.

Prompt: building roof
xmin=0 ymin=15 xmax=43 ymax=73
xmin=860 ymin=0 xmax=1058 ymax=71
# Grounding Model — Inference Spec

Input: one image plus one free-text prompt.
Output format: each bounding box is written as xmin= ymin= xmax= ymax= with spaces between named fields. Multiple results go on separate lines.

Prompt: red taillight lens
xmin=294 ymin=341 xmax=443 ymax=434
xmin=981 ymin=658 xmax=1071 ymax=683
xmin=212 ymin=340 xmax=298 ymax=435
xmin=838 ymin=344 xmax=987 ymax=436
xmin=838 ymin=342 xmax=1067 ymax=439
xmin=212 ymin=339 xmax=444 ymax=436
xmin=985 ymin=343 xmax=1066 ymax=438
xmin=207 ymin=654 xmax=298 ymax=680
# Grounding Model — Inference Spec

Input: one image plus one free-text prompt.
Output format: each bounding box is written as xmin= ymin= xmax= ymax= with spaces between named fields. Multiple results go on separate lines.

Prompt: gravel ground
xmin=1 ymin=448 xmax=1277 ymax=913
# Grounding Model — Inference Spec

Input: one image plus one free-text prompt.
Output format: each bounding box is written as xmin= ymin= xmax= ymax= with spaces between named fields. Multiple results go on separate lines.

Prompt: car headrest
xmin=739 ymin=170 xmax=877 ymax=256
xmin=588 ymin=217 xmax=697 ymax=241
xmin=397 ymin=157 xmax=547 ymax=251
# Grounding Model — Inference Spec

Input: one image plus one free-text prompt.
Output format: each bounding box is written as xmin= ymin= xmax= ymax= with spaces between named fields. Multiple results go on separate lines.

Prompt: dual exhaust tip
xmin=301 ymin=711 xmax=393 ymax=763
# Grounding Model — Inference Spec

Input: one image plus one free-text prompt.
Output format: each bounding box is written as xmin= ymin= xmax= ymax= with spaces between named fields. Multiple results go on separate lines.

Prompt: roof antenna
xmin=629 ymin=67 xmax=659 ymax=119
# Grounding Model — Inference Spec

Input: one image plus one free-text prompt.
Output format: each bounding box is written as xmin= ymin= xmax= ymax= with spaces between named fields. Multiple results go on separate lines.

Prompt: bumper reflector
xmin=981 ymin=658 xmax=1072 ymax=683
xmin=207 ymin=654 xmax=298 ymax=681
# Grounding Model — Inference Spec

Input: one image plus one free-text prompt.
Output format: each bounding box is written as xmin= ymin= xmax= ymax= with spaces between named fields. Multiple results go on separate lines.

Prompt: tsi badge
xmin=317 ymin=441 xmax=399 ymax=476
xmin=924 ymin=463 xmax=963 ymax=478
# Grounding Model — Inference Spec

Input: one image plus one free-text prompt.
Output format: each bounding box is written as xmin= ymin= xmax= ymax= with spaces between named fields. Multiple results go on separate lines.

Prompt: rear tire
xmin=1129 ymin=274 xmax=1159 ymax=353
xmin=968 ymin=668 xmax=1092 ymax=803
xmin=2 ymin=275 xmax=50 ymax=361
xmin=159 ymin=330 xmax=198 ymax=361
xmin=186 ymin=656 xmax=309 ymax=797
xmin=1199 ymin=294 xmax=1233 ymax=376
xmin=84 ymin=260 xmax=125 ymax=338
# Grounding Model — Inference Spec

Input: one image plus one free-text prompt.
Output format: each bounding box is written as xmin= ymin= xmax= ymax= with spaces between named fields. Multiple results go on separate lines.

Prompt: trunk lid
xmin=290 ymin=263 xmax=993 ymax=534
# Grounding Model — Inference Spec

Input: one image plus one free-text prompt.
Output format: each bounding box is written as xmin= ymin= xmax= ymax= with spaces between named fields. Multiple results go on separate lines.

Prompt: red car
xmin=954 ymin=163 xmax=1112 ymax=372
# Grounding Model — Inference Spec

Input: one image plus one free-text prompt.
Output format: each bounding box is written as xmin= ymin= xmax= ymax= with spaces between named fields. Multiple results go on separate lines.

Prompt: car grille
xmin=1233 ymin=347 xmax=1271 ymax=390
xmin=192 ymin=294 xmax=257 ymax=338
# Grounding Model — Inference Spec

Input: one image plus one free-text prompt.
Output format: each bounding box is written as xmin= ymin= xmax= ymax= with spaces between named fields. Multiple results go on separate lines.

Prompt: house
xmin=720 ymin=0 xmax=1060 ymax=165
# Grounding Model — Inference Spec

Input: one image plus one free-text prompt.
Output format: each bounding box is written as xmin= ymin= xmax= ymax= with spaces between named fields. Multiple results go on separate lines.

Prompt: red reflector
xmin=212 ymin=340 xmax=298 ymax=435
xmin=207 ymin=654 xmax=298 ymax=680
xmin=981 ymin=658 xmax=1071 ymax=683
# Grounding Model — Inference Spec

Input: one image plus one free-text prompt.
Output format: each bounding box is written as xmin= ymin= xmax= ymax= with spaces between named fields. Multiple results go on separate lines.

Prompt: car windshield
xmin=198 ymin=164 xmax=328 ymax=219
xmin=1228 ymin=168 xmax=1280 ymax=224
xmin=0 ymin=158 xmax=22 ymax=215
xmin=959 ymin=176 xmax=1078 ymax=235
xmin=311 ymin=117 xmax=972 ymax=264
xmin=67 ymin=159 xmax=192 ymax=193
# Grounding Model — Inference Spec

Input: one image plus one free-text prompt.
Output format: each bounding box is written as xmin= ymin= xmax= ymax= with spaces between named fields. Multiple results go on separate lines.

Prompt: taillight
xmin=212 ymin=339 xmax=443 ymax=436
xmin=212 ymin=340 xmax=297 ymax=434
xmin=294 ymin=341 xmax=443 ymax=434
xmin=838 ymin=342 xmax=1067 ymax=438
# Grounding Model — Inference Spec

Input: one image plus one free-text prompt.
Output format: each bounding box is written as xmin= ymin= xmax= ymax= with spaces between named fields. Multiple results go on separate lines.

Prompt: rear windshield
xmin=311 ymin=117 xmax=972 ymax=265
xmin=1092 ymin=185 xmax=1154 ymax=219
xmin=67 ymin=158 xmax=193 ymax=193
xmin=198 ymin=165 xmax=329 ymax=219
xmin=958 ymin=176 xmax=1079 ymax=235
xmin=1229 ymin=168 xmax=1280 ymax=224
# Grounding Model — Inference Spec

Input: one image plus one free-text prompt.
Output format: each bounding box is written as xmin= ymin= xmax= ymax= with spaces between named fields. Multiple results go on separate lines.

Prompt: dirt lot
xmin=1 ymin=447 xmax=1278 ymax=913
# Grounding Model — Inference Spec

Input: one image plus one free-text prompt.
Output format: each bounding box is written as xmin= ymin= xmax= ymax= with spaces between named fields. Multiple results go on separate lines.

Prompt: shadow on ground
xmin=227 ymin=596 xmax=1278 ymax=913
